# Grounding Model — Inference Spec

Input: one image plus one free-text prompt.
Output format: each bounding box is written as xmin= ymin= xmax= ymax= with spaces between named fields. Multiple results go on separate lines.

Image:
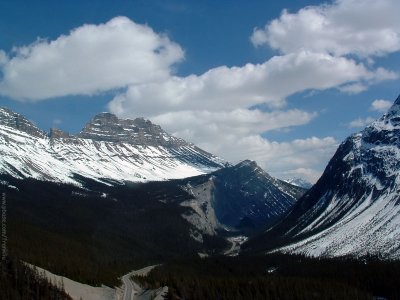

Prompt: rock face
xmin=0 ymin=108 xmax=46 ymax=138
xmin=246 ymin=95 xmax=400 ymax=259
xmin=78 ymin=112 xmax=187 ymax=147
xmin=180 ymin=160 xmax=306 ymax=233
xmin=211 ymin=160 xmax=305 ymax=229
xmin=0 ymin=108 xmax=226 ymax=185
xmin=49 ymin=128 xmax=71 ymax=139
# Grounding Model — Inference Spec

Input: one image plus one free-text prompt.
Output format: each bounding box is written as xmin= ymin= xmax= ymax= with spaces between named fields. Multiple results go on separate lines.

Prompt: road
xmin=223 ymin=236 xmax=248 ymax=256
xmin=122 ymin=273 xmax=136 ymax=300
xmin=121 ymin=265 xmax=161 ymax=300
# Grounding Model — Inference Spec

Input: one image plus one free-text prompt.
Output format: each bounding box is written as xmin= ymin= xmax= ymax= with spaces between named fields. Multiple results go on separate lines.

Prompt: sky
xmin=0 ymin=0 xmax=400 ymax=182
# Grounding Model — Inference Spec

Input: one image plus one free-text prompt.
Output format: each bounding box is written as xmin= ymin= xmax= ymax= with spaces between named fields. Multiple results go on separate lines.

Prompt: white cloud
xmin=107 ymin=15 xmax=396 ymax=182
xmin=1 ymin=11 xmax=396 ymax=182
xmin=348 ymin=117 xmax=376 ymax=128
xmin=150 ymin=108 xmax=316 ymax=149
xmin=231 ymin=136 xmax=338 ymax=183
xmin=0 ymin=50 xmax=7 ymax=66
xmin=338 ymin=83 xmax=368 ymax=94
xmin=109 ymin=50 xmax=385 ymax=117
xmin=370 ymin=99 xmax=393 ymax=112
xmin=107 ymin=48 xmax=384 ymax=182
xmin=0 ymin=17 xmax=184 ymax=100
xmin=251 ymin=0 xmax=400 ymax=57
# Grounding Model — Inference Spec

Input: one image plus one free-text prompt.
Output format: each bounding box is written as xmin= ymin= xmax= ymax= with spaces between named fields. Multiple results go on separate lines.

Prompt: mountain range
xmin=0 ymin=106 xmax=305 ymax=232
xmin=0 ymin=108 xmax=226 ymax=185
xmin=2 ymin=93 xmax=400 ymax=287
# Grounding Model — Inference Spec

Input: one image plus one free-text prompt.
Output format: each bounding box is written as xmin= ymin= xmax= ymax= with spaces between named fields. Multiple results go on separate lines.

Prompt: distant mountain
xmin=180 ymin=160 xmax=306 ymax=233
xmin=284 ymin=178 xmax=313 ymax=189
xmin=245 ymin=95 xmax=400 ymax=259
xmin=0 ymin=108 xmax=226 ymax=185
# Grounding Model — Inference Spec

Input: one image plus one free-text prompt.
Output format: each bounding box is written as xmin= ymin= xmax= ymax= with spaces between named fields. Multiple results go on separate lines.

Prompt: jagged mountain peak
xmin=237 ymin=159 xmax=256 ymax=165
xmin=78 ymin=111 xmax=187 ymax=146
xmin=49 ymin=128 xmax=71 ymax=139
xmin=0 ymin=107 xmax=46 ymax=138
xmin=234 ymin=160 xmax=269 ymax=175
xmin=380 ymin=95 xmax=400 ymax=126
xmin=228 ymin=160 xmax=276 ymax=185
xmin=246 ymin=94 xmax=400 ymax=259
xmin=393 ymin=93 xmax=400 ymax=106
xmin=0 ymin=107 xmax=226 ymax=184
xmin=236 ymin=159 xmax=258 ymax=168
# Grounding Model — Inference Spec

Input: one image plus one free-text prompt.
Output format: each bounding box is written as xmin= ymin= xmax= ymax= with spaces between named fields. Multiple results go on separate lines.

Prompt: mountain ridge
xmin=0 ymin=107 xmax=226 ymax=185
xmin=244 ymin=94 xmax=400 ymax=259
xmin=179 ymin=159 xmax=306 ymax=234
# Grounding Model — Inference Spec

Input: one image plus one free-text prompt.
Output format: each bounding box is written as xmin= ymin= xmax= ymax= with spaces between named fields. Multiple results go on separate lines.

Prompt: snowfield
xmin=0 ymin=108 xmax=226 ymax=185
xmin=274 ymin=96 xmax=400 ymax=259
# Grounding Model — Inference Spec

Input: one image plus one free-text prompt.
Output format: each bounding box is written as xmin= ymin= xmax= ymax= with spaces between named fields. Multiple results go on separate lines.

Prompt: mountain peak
xmin=92 ymin=112 xmax=119 ymax=122
xmin=0 ymin=107 xmax=45 ymax=138
xmin=49 ymin=128 xmax=71 ymax=139
xmin=385 ymin=94 xmax=400 ymax=118
xmin=237 ymin=160 xmax=258 ymax=168
xmin=393 ymin=94 xmax=400 ymax=106
xmin=78 ymin=112 xmax=187 ymax=146
xmin=284 ymin=178 xmax=313 ymax=189
xmin=248 ymin=94 xmax=400 ymax=259
xmin=0 ymin=107 xmax=226 ymax=184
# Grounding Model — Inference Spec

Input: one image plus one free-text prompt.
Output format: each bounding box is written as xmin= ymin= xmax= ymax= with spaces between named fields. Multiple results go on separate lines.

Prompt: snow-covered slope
xmin=249 ymin=95 xmax=400 ymax=259
xmin=0 ymin=108 xmax=226 ymax=185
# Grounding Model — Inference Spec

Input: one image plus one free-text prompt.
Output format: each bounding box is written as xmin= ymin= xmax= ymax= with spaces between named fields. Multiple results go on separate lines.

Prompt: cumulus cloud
xmin=105 ymin=3 xmax=398 ymax=182
xmin=0 ymin=16 xmax=184 ymax=100
xmin=338 ymin=83 xmax=368 ymax=94
xmin=251 ymin=0 xmax=400 ymax=57
xmin=107 ymin=49 xmax=382 ymax=182
xmin=370 ymin=99 xmax=393 ymax=112
xmin=109 ymin=50 xmax=386 ymax=116
xmin=0 ymin=50 xmax=7 ymax=66
xmin=230 ymin=135 xmax=338 ymax=183
xmin=348 ymin=117 xmax=376 ymax=128
xmin=151 ymin=109 xmax=317 ymax=149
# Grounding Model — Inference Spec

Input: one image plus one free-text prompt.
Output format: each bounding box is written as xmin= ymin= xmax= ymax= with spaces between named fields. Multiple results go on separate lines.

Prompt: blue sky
xmin=0 ymin=0 xmax=399 ymax=182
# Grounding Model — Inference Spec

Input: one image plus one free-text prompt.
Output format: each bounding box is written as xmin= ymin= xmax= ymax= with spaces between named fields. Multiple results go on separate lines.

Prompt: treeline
xmin=0 ymin=257 xmax=71 ymax=300
xmin=0 ymin=175 xmax=227 ymax=286
xmin=134 ymin=254 xmax=400 ymax=300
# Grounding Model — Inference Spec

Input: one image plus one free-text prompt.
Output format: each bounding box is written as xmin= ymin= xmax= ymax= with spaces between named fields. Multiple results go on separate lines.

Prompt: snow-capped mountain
xmin=284 ymin=178 xmax=313 ymax=189
xmin=180 ymin=160 xmax=306 ymax=234
xmin=246 ymin=95 xmax=400 ymax=259
xmin=0 ymin=108 xmax=226 ymax=185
